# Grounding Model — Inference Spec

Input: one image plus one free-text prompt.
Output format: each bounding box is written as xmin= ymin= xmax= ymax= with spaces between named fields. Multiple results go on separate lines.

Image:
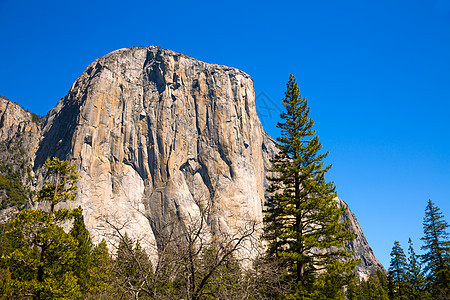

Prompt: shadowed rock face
xmin=0 ymin=97 xmax=40 ymax=217
xmin=0 ymin=46 xmax=383 ymax=277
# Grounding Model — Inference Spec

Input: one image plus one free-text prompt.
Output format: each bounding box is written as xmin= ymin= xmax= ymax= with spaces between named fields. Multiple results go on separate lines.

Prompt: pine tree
xmin=4 ymin=208 xmax=80 ymax=299
xmin=375 ymin=269 xmax=390 ymax=297
xmin=388 ymin=240 xmax=407 ymax=299
xmin=346 ymin=277 xmax=362 ymax=300
xmin=35 ymin=157 xmax=80 ymax=214
xmin=263 ymin=74 xmax=358 ymax=299
xmin=1 ymin=158 xmax=82 ymax=299
xmin=421 ymin=199 xmax=450 ymax=299
xmin=405 ymin=238 xmax=429 ymax=299
xmin=346 ymin=270 xmax=389 ymax=300
xmin=366 ymin=273 xmax=390 ymax=300
xmin=70 ymin=207 xmax=93 ymax=294
xmin=87 ymin=240 xmax=115 ymax=299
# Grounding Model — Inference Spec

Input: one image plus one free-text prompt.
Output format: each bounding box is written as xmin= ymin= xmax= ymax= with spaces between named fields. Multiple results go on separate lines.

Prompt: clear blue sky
xmin=1 ymin=0 xmax=449 ymax=269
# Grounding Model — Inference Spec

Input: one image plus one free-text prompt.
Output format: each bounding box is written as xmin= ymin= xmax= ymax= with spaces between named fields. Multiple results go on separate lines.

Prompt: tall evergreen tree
xmin=87 ymin=240 xmax=115 ymax=299
xmin=405 ymin=238 xmax=429 ymax=299
xmin=263 ymin=74 xmax=358 ymax=299
xmin=70 ymin=207 xmax=93 ymax=294
xmin=421 ymin=199 xmax=450 ymax=299
xmin=388 ymin=240 xmax=407 ymax=300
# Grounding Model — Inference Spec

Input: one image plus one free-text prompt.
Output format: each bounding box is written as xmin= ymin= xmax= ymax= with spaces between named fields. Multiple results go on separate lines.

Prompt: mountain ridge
xmin=0 ymin=46 xmax=384 ymax=278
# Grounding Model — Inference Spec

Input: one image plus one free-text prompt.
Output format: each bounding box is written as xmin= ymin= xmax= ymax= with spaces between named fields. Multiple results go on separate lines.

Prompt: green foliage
xmin=31 ymin=113 xmax=41 ymax=123
xmin=263 ymin=74 xmax=358 ymax=298
xmin=421 ymin=199 xmax=450 ymax=299
xmin=0 ymin=141 xmax=33 ymax=209
xmin=0 ymin=158 xmax=118 ymax=299
xmin=36 ymin=157 xmax=80 ymax=213
xmin=0 ymin=266 xmax=12 ymax=299
xmin=3 ymin=209 xmax=80 ymax=299
xmin=405 ymin=238 xmax=429 ymax=299
xmin=379 ymin=200 xmax=450 ymax=300
xmin=70 ymin=207 xmax=93 ymax=293
xmin=0 ymin=173 xmax=28 ymax=208
xmin=306 ymin=259 xmax=357 ymax=300
xmin=388 ymin=240 xmax=408 ymax=299
xmin=0 ymin=158 xmax=90 ymax=299
xmin=346 ymin=270 xmax=389 ymax=300
xmin=86 ymin=240 xmax=115 ymax=299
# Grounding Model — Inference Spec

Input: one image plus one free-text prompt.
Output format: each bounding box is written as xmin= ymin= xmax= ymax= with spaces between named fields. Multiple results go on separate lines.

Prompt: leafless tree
xmin=98 ymin=197 xmax=262 ymax=300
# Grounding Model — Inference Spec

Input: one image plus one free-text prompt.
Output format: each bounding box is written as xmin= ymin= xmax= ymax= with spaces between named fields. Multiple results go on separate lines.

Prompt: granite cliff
xmin=0 ymin=46 xmax=383 ymax=278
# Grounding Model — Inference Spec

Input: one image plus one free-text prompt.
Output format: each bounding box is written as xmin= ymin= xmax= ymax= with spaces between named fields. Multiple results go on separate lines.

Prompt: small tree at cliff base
xmin=36 ymin=157 xmax=79 ymax=213
xmin=263 ymin=74 xmax=358 ymax=299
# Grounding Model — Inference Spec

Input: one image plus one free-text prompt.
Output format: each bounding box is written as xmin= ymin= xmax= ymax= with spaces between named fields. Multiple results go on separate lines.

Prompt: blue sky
xmin=1 ymin=0 xmax=449 ymax=268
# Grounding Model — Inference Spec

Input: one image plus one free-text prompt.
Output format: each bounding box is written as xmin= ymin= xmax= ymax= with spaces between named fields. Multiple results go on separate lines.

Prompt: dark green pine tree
xmin=421 ymin=199 xmax=450 ymax=299
xmin=365 ymin=273 xmax=390 ymax=300
xmin=346 ymin=277 xmax=363 ymax=300
xmin=263 ymin=74 xmax=358 ymax=299
xmin=69 ymin=206 xmax=93 ymax=294
xmin=346 ymin=270 xmax=389 ymax=300
xmin=388 ymin=240 xmax=407 ymax=300
xmin=88 ymin=240 xmax=114 ymax=298
xmin=116 ymin=233 xmax=138 ymax=286
xmin=375 ymin=269 xmax=390 ymax=297
xmin=405 ymin=238 xmax=429 ymax=300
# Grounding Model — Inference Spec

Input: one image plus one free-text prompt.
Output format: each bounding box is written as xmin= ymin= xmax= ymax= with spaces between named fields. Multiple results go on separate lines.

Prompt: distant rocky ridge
xmin=0 ymin=46 xmax=384 ymax=278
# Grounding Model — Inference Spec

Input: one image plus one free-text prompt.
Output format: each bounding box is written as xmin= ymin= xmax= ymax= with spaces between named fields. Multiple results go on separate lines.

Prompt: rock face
xmin=0 ymin=97 xmax=40 ymax=210
xmin=0 ymin=98 xmax=38 ymax=141
xmin=0 ymin=47 xmax=383 ymax=278
xmin=337 ymin=198 xmax=384 ymax=278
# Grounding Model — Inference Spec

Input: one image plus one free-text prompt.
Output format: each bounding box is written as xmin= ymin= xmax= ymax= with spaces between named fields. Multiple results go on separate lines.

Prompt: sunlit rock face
xmin=0 ymin=47 xmax=383 ymax=277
